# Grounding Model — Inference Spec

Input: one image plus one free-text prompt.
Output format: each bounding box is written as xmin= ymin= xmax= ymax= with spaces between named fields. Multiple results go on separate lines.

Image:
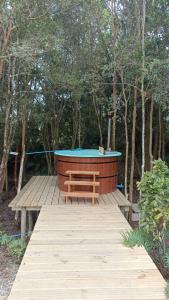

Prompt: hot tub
xmin=54 ymin=149 xmax=122 ymax=194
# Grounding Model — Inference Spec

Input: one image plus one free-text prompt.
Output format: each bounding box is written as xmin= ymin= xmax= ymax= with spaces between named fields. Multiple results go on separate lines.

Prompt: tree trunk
xmin=43 ymin=144 xmax=52 ymax=175
xmin=135 ymin=157 xmax=141 ymax=178
xmin=78 ymin=98 xmax=81 ymax=148
xmin=93 ymin=95 xmax=103 ymax=147
xmin=145 ymin=101 xmax=150 ymax=170
xmin=14 ymin=146 xmax=19 ymax=189
xmin=0 ymin=99 xmax=13 ymax=196
xmin=17 ymin=145 xmax=25 ymax=194
xmin=158 ymin=105 xmax=162 ymax=159
xmin=5 ymin=166 xmax=8 ymax=192
xmin=121 ymin=71 xmax=129 ymax=199
xmin=0 ymin=20 xmax=13 ymax=79
xmin=112 ymin=76 xmax=117 ymax=150
xmin=43 ymin=127 xmax=53 ymax=175
xmin=15 ymin=111 xmax=26 ymax=221
xmin=17 ymin=113 xmax=26 ymax=194
xmin=51 ymin=120 xmax=59 ymax=174
xmin=141 ymin=0 xmax=146 ymax=178
xmin=72 ymin=101 xmax=79 ymax=149
xmin=0 ymin=147 xmax=10 ymax=195
xmin=162 ymin=119 xmax=165 ymax=160
xmin=129 ymin=85 xmax=137 ymax=205
xmin=153 ymin=129 xmax=158 ymax=160
xmin=111 ymin=0 xmax=117 ymax=151
xmin=149 ymin=98 xmax=153 ymax=170
xmin=0 ymin=54 xmax=16 ymax=198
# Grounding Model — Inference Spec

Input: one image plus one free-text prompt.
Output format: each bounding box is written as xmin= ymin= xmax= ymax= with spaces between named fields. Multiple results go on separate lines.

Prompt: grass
xmin=0 ymin=231 xmax=26 ymax=259
xmin=122 ymin=228 xmax=169 ymax=299
xmin=122 ymin=228 xmax=154 ymax=252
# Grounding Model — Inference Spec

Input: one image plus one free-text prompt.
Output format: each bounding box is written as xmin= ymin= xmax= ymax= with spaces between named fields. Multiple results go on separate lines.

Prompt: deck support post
xmin=21 ymin=208 xmax=27 ymax=240
xmin=28 ymin=211 xmax=33 ymax=232
xmin=121 ymin=207 xmax=130 ymax=220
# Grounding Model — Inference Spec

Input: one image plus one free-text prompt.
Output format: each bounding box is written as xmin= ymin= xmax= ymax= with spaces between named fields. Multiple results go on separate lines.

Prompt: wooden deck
xmin=8 ymin=205 xmax=166 ymax=300
xmin=9 ymin=176 xmax=130 ymax=212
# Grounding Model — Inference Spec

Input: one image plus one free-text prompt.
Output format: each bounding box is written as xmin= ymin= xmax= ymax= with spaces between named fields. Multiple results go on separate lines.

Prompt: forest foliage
xmin=0 ymin=0 xmax=169 ymax=201
xmin=123 ymin=160 xmax=169 ymax=291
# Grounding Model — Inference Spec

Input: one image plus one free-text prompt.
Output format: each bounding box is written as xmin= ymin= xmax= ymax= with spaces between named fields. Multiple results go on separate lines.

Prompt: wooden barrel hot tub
xmin=55 ymin=149 xmax=121 ymax=194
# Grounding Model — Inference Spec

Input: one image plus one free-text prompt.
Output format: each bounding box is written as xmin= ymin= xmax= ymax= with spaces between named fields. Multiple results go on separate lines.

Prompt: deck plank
xmin=9 ymin=176 xmax=131 ymax=210
xmin=30 ymin=176 xmax=50 ymax=207
xmin=7 ymin=206 xmax=166 ymax=300
xmin=9 ymin=176 xmax=40 ymax=208
xmin=38 ymin=176 xmax=54 ymax=206
xmin=45 ymin=176 xmax=56 ymax=205
xmin=19 ymin=177 xmax=46 ymax=207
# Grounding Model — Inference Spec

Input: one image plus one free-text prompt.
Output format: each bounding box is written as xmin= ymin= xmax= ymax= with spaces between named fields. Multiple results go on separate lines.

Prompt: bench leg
xmin=21 ymin=208 xmax=27 ymax=240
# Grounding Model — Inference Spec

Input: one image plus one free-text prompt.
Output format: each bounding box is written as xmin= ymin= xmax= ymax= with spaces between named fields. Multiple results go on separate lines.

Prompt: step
xmin=63 ymin=192 xmax=99 ymax=198
xmin=66 ymin=170 xmax=99 ymax=176
xmin=64 ymin=180 xmax=100 ymax=186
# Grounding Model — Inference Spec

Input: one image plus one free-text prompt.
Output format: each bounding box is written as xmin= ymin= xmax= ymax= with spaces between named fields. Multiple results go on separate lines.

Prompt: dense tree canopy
xmin=0 ymin=0 xmax=169 ymax=201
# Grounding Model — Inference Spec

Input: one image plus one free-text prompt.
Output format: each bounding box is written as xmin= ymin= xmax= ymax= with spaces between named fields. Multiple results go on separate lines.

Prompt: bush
xmin=137 ymin=160 xmax=169 ymax=246
xmin=122 ymin=160 xmax=169 ymax=298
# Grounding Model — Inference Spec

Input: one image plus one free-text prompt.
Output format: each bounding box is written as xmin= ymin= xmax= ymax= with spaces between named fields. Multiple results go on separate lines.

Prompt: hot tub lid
xmin=54 ymin=149 xmax=122 ymax=158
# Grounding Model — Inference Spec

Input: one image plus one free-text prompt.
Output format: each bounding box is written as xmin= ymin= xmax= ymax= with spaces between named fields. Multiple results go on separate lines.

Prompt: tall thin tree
xmin=141 ymin=0 xmax=146 ymax=177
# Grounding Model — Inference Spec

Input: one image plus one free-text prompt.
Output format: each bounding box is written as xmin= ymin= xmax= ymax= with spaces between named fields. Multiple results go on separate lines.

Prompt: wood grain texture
xmin=57 ymin=156 xmax=118 ymax=193
xmin=7 ymin=205 xmax=166 ymax=300
xmin=9 ymin=176 xmax=131 ymax=210
xmin=64 ymin=180 xmax=100 ymax=186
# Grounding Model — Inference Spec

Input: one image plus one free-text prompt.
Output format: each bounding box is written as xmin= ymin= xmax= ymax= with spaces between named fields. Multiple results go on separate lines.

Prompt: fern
xmin=8 ymin=239 xmax=26 ymax=258
xmin=122 ymin=228 xmax=154 ymax=252
xmin=0 ymin=233 xmax=12 ymax=246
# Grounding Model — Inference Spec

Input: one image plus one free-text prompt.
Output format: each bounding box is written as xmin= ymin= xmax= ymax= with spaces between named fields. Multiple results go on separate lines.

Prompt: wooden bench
xmin=64 ymin=170 xmax=100 ymax=205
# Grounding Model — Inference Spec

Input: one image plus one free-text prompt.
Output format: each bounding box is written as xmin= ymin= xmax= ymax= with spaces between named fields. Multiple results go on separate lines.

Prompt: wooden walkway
xmin=9 ymin=176 xmax=130 ymax=211
xmin=8 ymin=205 xmax=166 ymax=300
xmin=9 ymin=176 xmax=131 ymax=239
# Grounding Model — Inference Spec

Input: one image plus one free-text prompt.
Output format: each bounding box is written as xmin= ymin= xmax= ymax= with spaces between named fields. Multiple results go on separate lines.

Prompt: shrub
xmin=137 ymin=160 xmax=169 ymax=246
xmin=122 ymin=160 xmax=169 ymax=297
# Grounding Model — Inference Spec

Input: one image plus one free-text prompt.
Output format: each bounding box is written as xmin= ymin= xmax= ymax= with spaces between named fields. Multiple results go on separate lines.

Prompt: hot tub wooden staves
xmin=56 ymin=154 xmax=119 ymax=194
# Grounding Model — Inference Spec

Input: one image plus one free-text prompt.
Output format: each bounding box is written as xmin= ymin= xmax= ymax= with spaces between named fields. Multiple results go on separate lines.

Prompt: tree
xmin=1 ymin=0 xmax=169 ymax=201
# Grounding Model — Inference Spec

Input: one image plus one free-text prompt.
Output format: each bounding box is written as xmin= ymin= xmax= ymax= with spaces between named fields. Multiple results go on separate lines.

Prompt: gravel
xmin=0 ymin=247 xmax=19 ymax=298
